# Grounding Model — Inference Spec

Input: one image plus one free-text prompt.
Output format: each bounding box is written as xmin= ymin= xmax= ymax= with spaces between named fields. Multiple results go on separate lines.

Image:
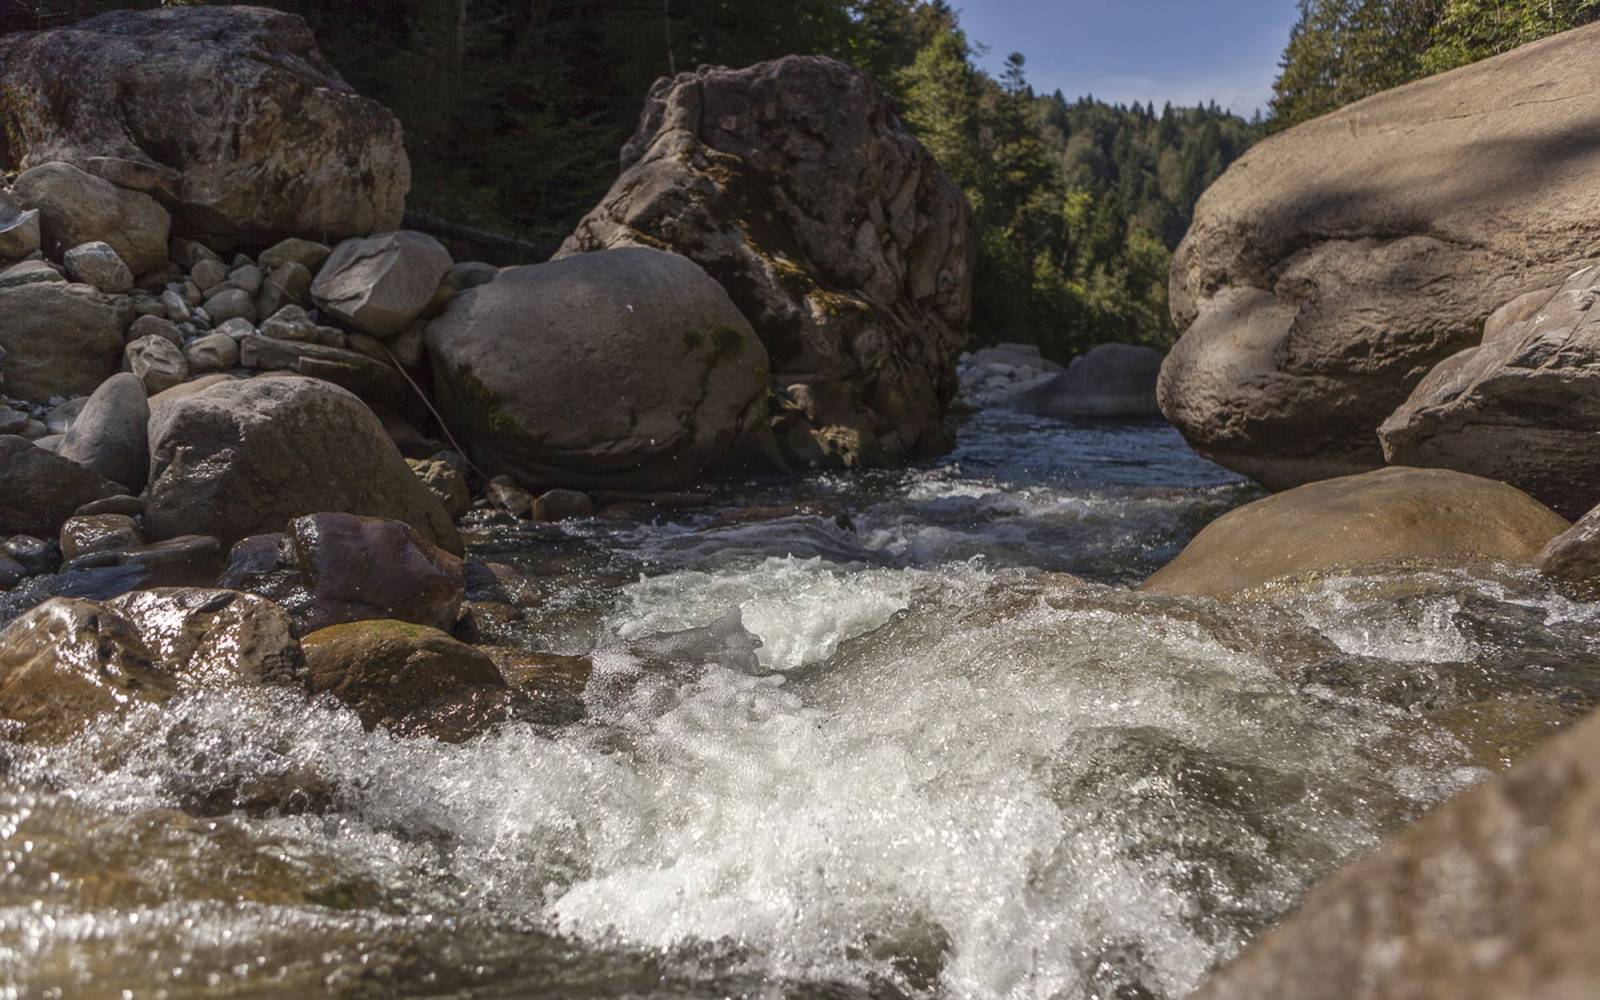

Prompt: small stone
xmin=44 ymin=396 xmax=88 ymax=435
xmin=487 ymin=476 xmax=533 ymax=518
xmin=57 ymin=372 xmax=150 ymax=492
xmin=0 ymin=553 xmax=25 ymax=589
xmin=259 ymin=238 xmax=331 ymax=274
xmin=75 ymin=494 xmax=144 ymax=517
xmin=64 ymin=241 xmax=134 ymax=293
xmin=213 ymin=317 xmax=256 ymax=339
xmin=182 ymin=280 xmax=202 ymax=307
xmin=124 ymin=335 xmax=188 ymax=394
xmin=170 ymin=238 xmax=221 ymax=271
xmin=161 ymin=288 xmax=191 ymax=323
xmin=0 ymin=200 xmax=41 ymax=261
xmin=129 ymin=295 xmax=165 ymax=318
xmin=202 ymin=288 xmax=254 ymax=325
xmin=255 ymin=260 xmax=313 ymax=317
xmin=183 ymin=333 xmax=240 ymax=373
xmin=4 ymin=534 xmax=58 ymax=576
xmin=311 ymin=231 xmax=453 ymax=338
xmin=230 ymin=264 xmax=263 ymax=296
xmin=128 ymin=313 xmax=183 ymax=346
xmin=59 ymin=513 xmax=142 ymax=561
xmin=408 ymin=458 xmax=470 ymax=520
xmin=190 ymin=257 xmax=228 ymax=292
xmin=0 ymin=407 xmax=27 ymax=435
xmin=0 ymin=259 xmax=63 ymax=289
xmin=532 ymin=489 xmax=595 ymax=522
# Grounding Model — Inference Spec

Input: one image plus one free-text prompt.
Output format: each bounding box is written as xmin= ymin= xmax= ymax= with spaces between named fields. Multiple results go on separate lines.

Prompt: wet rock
xmin=0 ymin=281 xmax=126 ymax=402
xmin=484 ymin=646 xmax=591 ymax=726
xmin=0 ymin=6 xmax=408 ymax=248
xmin=428 ymin=247 xmax=770 ymax=490
xmin=0 ymin=553 xmax=25 ymax=590
xmin=1000 ymin=343 xmax=1163 ymax=419
xmin=281 ymin=512 xmax=464 ymax=635
xmin=1142 ymin=467 xmax=1569 ymax=600
xmin=408 ymin=458 xmax=471 ymax=520
xmin=4 ymin=535 xmax=57 ymax=576
xmin=9 ymin=161 xmax=170 ymax=275
xmin=144 ymin=376 xmax=461 ymax=553
xmin=1188 ymin=706 xmax=1600 ymax=1000
xmin=486 ymin=476 xmax=534 ymax=518
xmin=1162 ymin=25 xmax=1600 ymax=489
xmin=63 ymin=240 xmax=133 ymax=293
xmin=561 ymin=56 xmax=973 ymax=467
xmin=57 ymin=372 xmax=150 ymax=491
xmin=58 ymin=514 xmax=141 ymax=562
xmin=123 ymin=334 xmax=188 ymax=395
xmin=259 ymin=237 xmax=331 ymax=274
xmin=301 ymin=619 xmax=505 ymax=741
xmin=0 ymin=597 xmax=168 ymax=744
xmin=70 ymin=535 xmax=225 ymax=588
xmin=1537 ymin=501 xmax=1600 ymax=584
xmin=532 ymin=489 xmax=594 ymax=522
xmin=106 ymin=588 xmax=303 ymax=687
xmin=1380 ymin=261 xmax=1600 ymax=518
xmin=183 ymin=333 xmax=240 ymax=374
xmin=312 ymin=230 xmax=452 ymax=338
xmin=74 ymin=494 xmax=144 ymax=518
xmin=0 ymin=436 xmax=121 ymax=536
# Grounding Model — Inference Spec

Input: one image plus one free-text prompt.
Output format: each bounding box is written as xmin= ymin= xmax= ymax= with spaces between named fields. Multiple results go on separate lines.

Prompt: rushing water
xmin=5 ymin=410 xmax=1600 ymax=999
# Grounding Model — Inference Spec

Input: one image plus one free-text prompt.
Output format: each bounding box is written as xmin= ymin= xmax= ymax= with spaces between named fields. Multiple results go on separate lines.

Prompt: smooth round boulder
xmin=0 ymin=6 xmax=407 ymax=248
xmin=0 ymin=281 xmax=126 ymax=402
xmin=144 ymin=376 xmax=461 ymax=553
xmin=1141 ymin=466 xmax=1570 ymax=600
xmin=311 ymin=231 xmax=452 ymax=338
xmin=57 ymin=372 xmax=150 ymax=491
xmin=426 ymin=247 xmax=770 ymax=489
xmin=9 ymin=161 xmax=170 ymax=275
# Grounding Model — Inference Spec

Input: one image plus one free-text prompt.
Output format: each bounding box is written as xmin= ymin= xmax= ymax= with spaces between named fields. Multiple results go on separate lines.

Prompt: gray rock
xmin=183 ymin=332 xmax=241 ymax=373
xmin=201 ymin=287 xmax=255 ymax=325
xmin=0 ymin=436 xmax=121 ymax=536
xmin=451 ymin=261 xmax=498 ymax=290
xmin=128 ymin=313 xmax=183 ymax=346
xmin=238 ymin=335 xmax=406 ymax=406
xmin=0 ymin=196 xmax=40 ymax=261
xmin=190 ymin=257 xmax=227 ymax=292
xmin=213 ymin=317 xmax=256 ymax=339
xmin=144 ymin=375 xmax=460 ymax=553
xmin=0 ymin=6 xmax=407 ymax=249
xmin=0 ymin=281 xmax=125 ymax=402
xmin=230 ymin=264 xmax=262 ymax=296
xmin=10 ymin=161 xmax=170 ymax=275
xmin=560 ymin=56 xmax=973 ymax=467
xmin=0 ymin=259 xmax=63 ymax=289
xmin=4 ymin=534 xmax=57 ymax=576
xmin=45 ymin=398 xmax=88 ymax=434
xmin=1000 ymin=343 xmax=1164 ymax=418
xmin=1379 ymin=261 xmax=1600 ymax=518
xmin=62 ymin=241 xmax=133 ymax=293
xmin=124 ymin=335 xmax=188 ymax=395
xmin=160 ymin=288 xmax=191 ymax=323
xmin=311 ymin=230 xmax=452 ymax=338
xmin=1162 ymin=24 xmax=1600 ymax=490
xmin=170 ymin=238 xmax=221 ymax=271
xmin=57 ymin=372 xmax=150 ymax=491
xmin=0 ymin=407 xmax=27 ymax=435
xmin=259 ymin=237 xmax=331 ymax=274
xmin=426 ymin=247 xmax=770 ymax=490
xmin=254 ymin=260 xmax=312 ymax=318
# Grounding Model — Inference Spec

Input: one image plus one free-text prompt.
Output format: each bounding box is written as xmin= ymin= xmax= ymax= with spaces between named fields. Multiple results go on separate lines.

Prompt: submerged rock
xmin=561 ymin=55 xmax=973 ymax=466
xmin=1142 ymin=467 xmax=1569 ymax=600
xmin=0 ymin=6 xmax=408 ymax=248
xmin=1380 ymin=261 xmax=1600 ymax=518
xmin=427 ymin=247 xmax=770 ymax=489
xmin=1161 ymin=23 xmax=1600 ymax=489
xmin=144 ymin=376 xmax=461 ymax=554
xmin=1189 ymin=706 xmax=1600 ymax=1000
xmin=106 ymin=588 xmax=303 ymax=688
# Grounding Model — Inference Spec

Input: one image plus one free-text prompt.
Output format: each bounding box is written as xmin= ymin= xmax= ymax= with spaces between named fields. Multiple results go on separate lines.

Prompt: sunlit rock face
xmin=1161 ymin=22 xmax=1600 ymax=489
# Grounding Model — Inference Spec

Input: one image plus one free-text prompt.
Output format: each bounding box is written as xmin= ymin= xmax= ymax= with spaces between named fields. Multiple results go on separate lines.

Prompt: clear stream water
xmin=5 ymin=410 xmax=1600 ymax=999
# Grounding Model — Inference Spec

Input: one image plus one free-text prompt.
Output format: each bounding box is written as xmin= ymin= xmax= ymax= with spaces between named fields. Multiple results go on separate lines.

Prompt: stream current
xmin=4 ymin=410 xmax=1600 ymax=999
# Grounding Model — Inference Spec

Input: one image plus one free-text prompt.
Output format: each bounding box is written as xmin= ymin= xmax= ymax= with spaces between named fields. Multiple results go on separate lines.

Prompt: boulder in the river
xmin=56 ymin=372 xmax=150 ymax=492
xmin=0 ymin=281 xmax=127 ymax=402
xmin=1161 ymin=24 xmax=1600 ymax=490
xmin=0 ymin=436 xmax=122 ymax=537
xmin=0 ymin=596 xmax=168 ymax=744
xmin=426 ymin=246 xmax=771 ymax=489
xmin=560 ymin=55 xmax=973 ymax=467
xmin=9 ymin=161 xmax=170 ymax=276
xmin=1001 ymin=343 xmax=1163 ymax=418
xmin=1188 ymin=705 xmax=1600 ymax=1000
xmin=106 ymin=588 xmax=304 ymax=687
xmin=311 ymin=231 xmax=452 ymax=338
xmin=1141 ymin=466 xmax=1569 ymax=600
xmin=1538 ymin=501 xmax=1600 ymax=584
xmin=144 ymin=376 xmax=461 ymax=554
xmin=285 ymin=512 xmax=464 ymax=635
xmin=0 ymin=6 xmax=408 ymax=248
xmin=59 ymin=513 xmax=141 ymax=562
xmin=1379 ymin=261 xmax=1600 ymax=518
xmin=301 ymin=619 xmax=507 ymax=741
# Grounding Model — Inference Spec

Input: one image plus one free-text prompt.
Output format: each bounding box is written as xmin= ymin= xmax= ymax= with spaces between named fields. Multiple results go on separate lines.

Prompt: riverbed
xmin=5 ymin=410 xmax=1598 ymax=999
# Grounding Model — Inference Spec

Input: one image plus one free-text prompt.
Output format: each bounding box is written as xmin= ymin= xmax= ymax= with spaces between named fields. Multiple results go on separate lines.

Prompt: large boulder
xmin=0 ymin=436 xmax=122 ymax=537
xmin=426 ymin=247 xmax=770 ymax=489
xmin=311 ymin=231 xmax=452 ymax=337
xmin=1161 ymin=24 xmax=1600 ymax=490
xmin=1001 ymin=343 xmax=1163 ymax=418
xmin=1141 ymin=466 xmax=1569 ymax=600
xmin=10 ymin=162 xmax=170 ymax=275
xmin=144 ymin=376 xmax=461 ymax=554
xmin=560 ymin=56 xmax=973 ymax=466
xmin=1379 ymin=261 xmax=1600 ymax=518
xmin=0 ymin=281 xmax=127 ymax=402
xmin=1188 ymin=706 xmax=1600 ymax=1000
xmin=0 ymin=6 xmax=408 ymax=248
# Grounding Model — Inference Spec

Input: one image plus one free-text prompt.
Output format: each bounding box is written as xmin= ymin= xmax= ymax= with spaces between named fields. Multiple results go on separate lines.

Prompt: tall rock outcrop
xmin=0 ymin=5 xmax=408 ymax=248
xmin=1160 ymin=23 xmax=1600 ymax=490
xmin=560 ymin=56 xmax=973 ymax=467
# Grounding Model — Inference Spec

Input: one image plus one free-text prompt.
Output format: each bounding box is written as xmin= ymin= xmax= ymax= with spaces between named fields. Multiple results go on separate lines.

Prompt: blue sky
xmin=957 ymin=0 xmax=1300 ymax=116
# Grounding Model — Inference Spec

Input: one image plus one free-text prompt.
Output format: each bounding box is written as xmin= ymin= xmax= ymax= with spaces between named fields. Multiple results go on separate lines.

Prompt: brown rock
xmin=0 ymin=436 xmax=121 ymax=537
xmin=280 ymin=512 xmax=464 ymax=635
xmin=9 ymin=161 xmax=170 ymax=275
xmin=59 ymin=513 xmax=141 ymax=561
xmin=106 ymin=588 xmax=303 ymax=687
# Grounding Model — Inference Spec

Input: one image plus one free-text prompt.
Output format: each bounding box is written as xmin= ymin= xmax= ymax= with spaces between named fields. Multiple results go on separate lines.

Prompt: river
xmin=5 ymin=409 xmax=1599 ymax=998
